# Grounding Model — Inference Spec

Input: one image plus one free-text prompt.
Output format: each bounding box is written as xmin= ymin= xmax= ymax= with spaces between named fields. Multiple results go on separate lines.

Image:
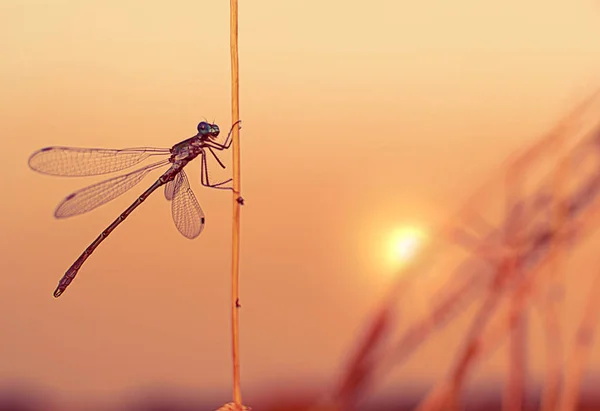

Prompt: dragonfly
xmin=29 ymin=120 xmax=242 ymax=298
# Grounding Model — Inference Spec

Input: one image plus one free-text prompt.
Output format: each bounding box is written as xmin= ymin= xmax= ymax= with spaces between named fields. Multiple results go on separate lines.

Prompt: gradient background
xmin=2 ymin=0 xmax=600 ymax=408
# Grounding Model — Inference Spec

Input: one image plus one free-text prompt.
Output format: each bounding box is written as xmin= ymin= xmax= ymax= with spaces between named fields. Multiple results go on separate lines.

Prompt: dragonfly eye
xmin=197 ymin=122 xmax=209 ymax=134
xmin=210 ymin=125 xmax=220 ymax=138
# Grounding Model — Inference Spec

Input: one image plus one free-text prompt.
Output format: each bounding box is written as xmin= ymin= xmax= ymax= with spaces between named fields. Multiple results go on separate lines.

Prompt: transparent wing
xmin=164 ymin=180 xmax=175 ymax=201
xmin=171 ymin=170 xmax=205 ymax=239
xmin=55 ymin=160 xmax=170 ymax=218
xmin=29 ymin=146 xmax=170 ymax=177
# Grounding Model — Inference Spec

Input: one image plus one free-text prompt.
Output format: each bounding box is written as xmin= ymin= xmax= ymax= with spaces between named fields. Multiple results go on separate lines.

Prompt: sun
xmin=388 ymin=227 xmax=425 ymax=267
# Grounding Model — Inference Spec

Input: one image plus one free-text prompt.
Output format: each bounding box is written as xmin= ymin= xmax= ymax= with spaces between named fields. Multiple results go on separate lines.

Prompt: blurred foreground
xmin=1 ymin=381 xmax=600 ymax=411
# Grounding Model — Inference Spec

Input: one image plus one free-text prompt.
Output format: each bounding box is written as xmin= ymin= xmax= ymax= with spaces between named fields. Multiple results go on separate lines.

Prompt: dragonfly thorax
xmin=170 ymin=142 xmax=203 ymax=163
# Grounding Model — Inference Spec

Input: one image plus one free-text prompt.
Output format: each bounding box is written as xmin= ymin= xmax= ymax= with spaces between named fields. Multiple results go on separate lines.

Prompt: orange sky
xmin=2 ymin=0 xmax=600 ymax=405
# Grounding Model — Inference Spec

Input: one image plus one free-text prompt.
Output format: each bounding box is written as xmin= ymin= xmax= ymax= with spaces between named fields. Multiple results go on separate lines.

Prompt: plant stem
xmin=229 ymin=0 xmax=242 ymax=407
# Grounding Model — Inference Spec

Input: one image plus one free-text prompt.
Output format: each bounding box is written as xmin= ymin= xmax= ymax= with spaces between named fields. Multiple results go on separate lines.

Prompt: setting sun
xmin=388 ymin=227 xmax=425 ymax=267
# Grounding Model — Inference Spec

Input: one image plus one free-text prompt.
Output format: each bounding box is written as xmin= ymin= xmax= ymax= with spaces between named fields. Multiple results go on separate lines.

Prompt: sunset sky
xmin=2 ymin=0 xmax=600 ymax=406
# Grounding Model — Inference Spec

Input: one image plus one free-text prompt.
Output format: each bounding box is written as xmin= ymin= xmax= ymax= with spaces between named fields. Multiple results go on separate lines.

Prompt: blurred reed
xmin=314 ymin=89 xmax=600 ymax=411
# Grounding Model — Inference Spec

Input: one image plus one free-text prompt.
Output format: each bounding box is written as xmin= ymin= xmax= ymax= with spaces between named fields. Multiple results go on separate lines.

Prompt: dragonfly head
xmin=197 ymin=121 xmax=220 ymax=140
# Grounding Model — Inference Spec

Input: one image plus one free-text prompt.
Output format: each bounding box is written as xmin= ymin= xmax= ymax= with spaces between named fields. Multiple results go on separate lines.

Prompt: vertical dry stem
xmin=229 ymin=0 xmax=242 ymax=407
xmin=503 ymin=156 xmax=527 ymax=411
xmin=558 ymin=269 xmax=600 ymax=411
xmin=539 ymin=133 xmax=570 ymax=411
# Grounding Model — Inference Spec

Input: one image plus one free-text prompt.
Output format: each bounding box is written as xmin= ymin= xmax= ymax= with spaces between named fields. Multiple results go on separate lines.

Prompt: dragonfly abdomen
xmin=53 ymin=178 xmax=167 ymax=298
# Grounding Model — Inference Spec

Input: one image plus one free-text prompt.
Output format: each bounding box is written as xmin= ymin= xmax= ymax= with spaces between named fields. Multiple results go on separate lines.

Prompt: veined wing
xmin=164 ymin=179 xmax=176 ymax=201
xmin=28 ymin=146 xmax=170 ymax=177
xmin=55 ymin=160 xmax=170 ymax=218
xmin=171 ymin=170 xmax=205 ymax=239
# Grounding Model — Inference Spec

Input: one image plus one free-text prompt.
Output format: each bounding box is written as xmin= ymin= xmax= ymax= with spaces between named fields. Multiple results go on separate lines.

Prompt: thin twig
xmin=229 ymin=0 xmax=242 ymax=407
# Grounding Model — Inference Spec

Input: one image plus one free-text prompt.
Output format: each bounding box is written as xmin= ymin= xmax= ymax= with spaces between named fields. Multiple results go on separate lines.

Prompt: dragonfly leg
xmin=222 ymin=119 xmax=242 ymax=148
xmin=208 ymin=147 xmax=227 ymax=169
xmin=200 ymin=151 xmax=234 ymax=191
xmin=208 ymin=120 xmax=242 ymax=151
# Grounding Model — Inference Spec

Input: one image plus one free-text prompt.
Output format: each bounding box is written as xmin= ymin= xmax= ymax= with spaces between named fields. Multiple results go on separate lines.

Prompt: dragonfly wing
xmin=29 ymin=146 xmax=170 ymax=177
xmin=171 ymin=170 xmax=205 ymax=239
xmin=54 ymin=160 xmax=170 ymax=218
xmin=164 ymin=180 xmax=175 ymax=201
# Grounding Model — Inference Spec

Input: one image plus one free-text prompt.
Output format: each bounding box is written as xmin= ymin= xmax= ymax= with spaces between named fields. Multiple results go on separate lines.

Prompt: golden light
xmin=387 ymin=227 xmax=425 ymax=267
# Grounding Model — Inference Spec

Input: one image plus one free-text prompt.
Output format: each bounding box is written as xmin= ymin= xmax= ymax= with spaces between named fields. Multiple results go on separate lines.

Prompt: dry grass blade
xmin=335 ymin=305 xmax=394 ymax=409
xmin=538 ymin=142 xmax=570 ymax=411
xmin=229 ymin=0 xmax=243 ymax=407
xmin=557 ymin=268 xmax=600 ymax=411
